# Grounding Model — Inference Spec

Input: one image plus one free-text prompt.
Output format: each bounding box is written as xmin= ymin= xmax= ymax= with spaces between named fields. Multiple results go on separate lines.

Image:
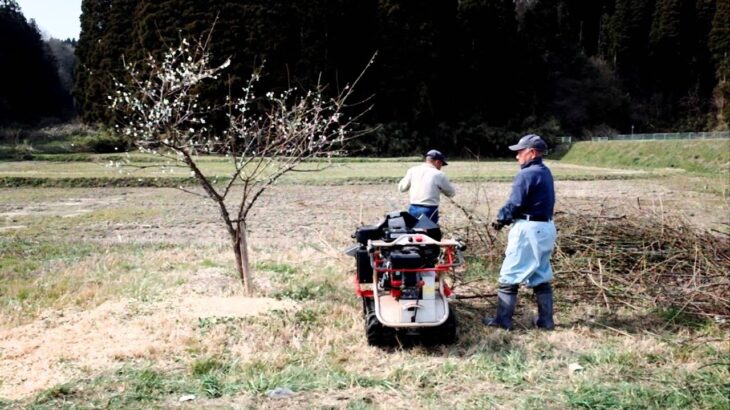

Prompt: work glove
xmin=495 ymin=206 xmax=513 ymax=230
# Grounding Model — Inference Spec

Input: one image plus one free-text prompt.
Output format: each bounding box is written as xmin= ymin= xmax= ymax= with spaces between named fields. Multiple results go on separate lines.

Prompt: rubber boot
xmin=532 ymin=282 xmax=555 ymax=330
xmin=482 ymin=284 xmax=519 ymax=330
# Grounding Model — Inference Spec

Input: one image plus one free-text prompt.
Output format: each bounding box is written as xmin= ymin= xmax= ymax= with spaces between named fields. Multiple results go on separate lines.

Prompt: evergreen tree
xmin=456 ymin=0 xmax=521 ymax=126
xmin=678 ymin=0 xmax=717 ymax=130
xmin=693 ymin=0 xmax=718 ymax=99
xmin=709 ymin=0 xmax=729 ymax=128
xmin=607 ymin=0 xmax=655 ymax=91
xmin=561 ymin=0 xmax=614 ymax=56
xmin=320 ymin=0 xmax=379 ymax=91
xmin=74 ymin=0 xmax=136 ymax=124
xmin=520 ymin=0 xmax=630 ymax=135
xmin=0 ymin=0 xmax=69 ymax=125
xmin=46 ymin=38 xmax=76 ymax=96
xmin=69 ymin=0 xmax=728 ymax=152
xmin=371 ymin=0 xmax=458 ymax=152
xmin=648 ymin=0 xmax=693 ymax=125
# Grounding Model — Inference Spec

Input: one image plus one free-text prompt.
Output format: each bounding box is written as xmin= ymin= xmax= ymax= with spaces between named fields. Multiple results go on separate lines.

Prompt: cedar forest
xmin=1 ymin=0 xmax=729 ymax=156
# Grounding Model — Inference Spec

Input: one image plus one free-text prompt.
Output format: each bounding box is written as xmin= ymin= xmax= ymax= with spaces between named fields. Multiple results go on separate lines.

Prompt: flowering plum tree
xmin=111 ymin=36 xmax=370 ymax=293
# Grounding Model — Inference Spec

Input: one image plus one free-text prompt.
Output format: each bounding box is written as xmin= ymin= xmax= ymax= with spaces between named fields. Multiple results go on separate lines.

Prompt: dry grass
xmin=1 ymin=175 xmax=728 ymax=408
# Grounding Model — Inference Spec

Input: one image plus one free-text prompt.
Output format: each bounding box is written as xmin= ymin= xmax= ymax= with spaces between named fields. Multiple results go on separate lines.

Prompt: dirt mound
xmin=0 ymin=295 xmax=293 ymax=400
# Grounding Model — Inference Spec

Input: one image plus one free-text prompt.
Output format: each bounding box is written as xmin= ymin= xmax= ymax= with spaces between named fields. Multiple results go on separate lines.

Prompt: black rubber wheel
xmin=362 ymin=298 xmax=372 ymax=317
xmin=422 ymin=308 xmax=457 ymax=346
xmin=365 ymin=310 xmax=397 ymax=347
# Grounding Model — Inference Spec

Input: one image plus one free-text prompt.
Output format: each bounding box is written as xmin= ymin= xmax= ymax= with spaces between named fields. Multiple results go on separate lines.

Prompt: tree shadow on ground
xmin=563 ymin=309 xmax=719 ymax=336
xmin=396 ymin=300 xmax=528 ymax=356
xmin=370 ymin=299 xmax=721 ymax=355
xmin=372 ymin=301 xmax=524 ymax=355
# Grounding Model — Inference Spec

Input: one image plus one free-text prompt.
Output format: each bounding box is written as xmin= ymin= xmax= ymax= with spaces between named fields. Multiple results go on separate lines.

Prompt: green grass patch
xmin=32 ymin=383 xmax=77 ymax=406
xmin=0 ymin=237 xmax=95 ymax=280
xmin=197 ymin=316 xmax=248 ymax=335
xmin=579 ymin=347 xmax=636 ymax=367
xmin=74 ymin=207 xmax=161 ymax=223
xmin=190 ymin=357 xmax=239 ymax=398
xmin=18 ymin=349 xmax=725 ymax=408
xmin=655 ymin=306 xmax=714 ymax=329
xmin=239 ymin=360 xmax=393 ymax=394
xmin=272 ymin=281 xmax=339 ymax=301
xmin=254 ymin=261 xmax=298 ymax=276
xmin=199 ymin=258 xmax=222 ymax=268
xmin=0 ymin=155 xmax=657 ymax=187
xmin=191 ymin=357 xmax=230 ymax=377
xmin=490 ymin=350 xmax=531 ymax=385
xmin=29 ymin=366 xmax=196 ymax=409
xmin=21 ymin=359 xmax=393 ymax=408
xmin=0 ymin=237 xmax=187 ymax=326
xmin=262 ymin=262 xmax=348 ymax=303
xmin=560 ymin=139 xmax=730 ymax=174
xmin=461 ymin=255 xmax=500 ymax=282
xmin=565 ymin=371 xmax=729 ymax=410
xmin=0 ymin=175 xmax=199 ymax=188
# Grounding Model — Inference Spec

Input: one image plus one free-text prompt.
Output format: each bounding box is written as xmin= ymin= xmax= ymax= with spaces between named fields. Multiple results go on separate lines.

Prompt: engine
xmin=378 ymin=246 xmax=439 ymax=299
xmin=346 ymin=210 xmax=464 ymax=345
xmin=351 ymin=211 xmax=444 ymax=300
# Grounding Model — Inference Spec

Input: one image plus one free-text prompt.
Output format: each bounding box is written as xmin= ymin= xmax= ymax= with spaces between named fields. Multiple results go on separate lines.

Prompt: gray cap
xmin=508 ymin=134 xmax=547 ymax=152
xmin=425 ymin=149 xmax=448 ymax=165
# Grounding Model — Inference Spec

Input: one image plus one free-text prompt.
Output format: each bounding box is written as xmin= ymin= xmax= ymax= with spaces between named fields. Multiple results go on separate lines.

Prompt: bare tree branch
xmin=110 ymin=36 xmax=374 ymax=292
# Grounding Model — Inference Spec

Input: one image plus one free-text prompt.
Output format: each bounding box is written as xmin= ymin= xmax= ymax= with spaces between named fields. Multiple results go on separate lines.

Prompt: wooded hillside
xmin=58 ymin=1 xmax=730 ymax=154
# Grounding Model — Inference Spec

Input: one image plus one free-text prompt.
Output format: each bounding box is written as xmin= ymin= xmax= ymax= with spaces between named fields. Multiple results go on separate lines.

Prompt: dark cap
xmin=425 ymin=149 xmax=448 ymax=165
xmin=508 ymin=134 xmax=548 ymax=152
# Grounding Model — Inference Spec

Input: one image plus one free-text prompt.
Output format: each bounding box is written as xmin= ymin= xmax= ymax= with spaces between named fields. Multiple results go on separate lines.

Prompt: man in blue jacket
xmin=483 ymin=134 xmax=557 ymax=330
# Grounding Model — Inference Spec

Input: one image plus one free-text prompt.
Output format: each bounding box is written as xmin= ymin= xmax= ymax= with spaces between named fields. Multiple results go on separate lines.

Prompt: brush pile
xmin=454 ymin=209 xmax=730 ymax=319
xmin=553 ymin=211 xmax=730 ymax=318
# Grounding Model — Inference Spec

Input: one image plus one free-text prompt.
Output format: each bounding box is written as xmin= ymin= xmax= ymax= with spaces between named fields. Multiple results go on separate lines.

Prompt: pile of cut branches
xmin=553 ymin=211 xmax=729 ymax=318
xmin=452 ymin=208 xmax=730 ymax=319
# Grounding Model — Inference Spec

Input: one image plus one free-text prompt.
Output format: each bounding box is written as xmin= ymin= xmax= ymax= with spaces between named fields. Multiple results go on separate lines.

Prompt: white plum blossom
xmin=109 ymin=36 xmax=371 ymax=293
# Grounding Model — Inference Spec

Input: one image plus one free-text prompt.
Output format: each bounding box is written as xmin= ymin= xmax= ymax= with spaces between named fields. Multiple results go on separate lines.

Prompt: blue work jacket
xmin=497 ymin=157 xmax=555 ymax=223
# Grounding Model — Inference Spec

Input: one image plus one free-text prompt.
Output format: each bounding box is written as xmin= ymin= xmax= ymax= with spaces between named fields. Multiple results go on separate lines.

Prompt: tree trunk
xmin=234 ymin=222 xmax=253 ymax=294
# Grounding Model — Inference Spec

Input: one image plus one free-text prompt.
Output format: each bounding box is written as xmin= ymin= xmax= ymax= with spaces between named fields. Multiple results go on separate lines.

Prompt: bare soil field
xmin=0 ymin=175 xmax=728 ymax=408
xmin=1 ymin=178 xmax=727 ymax=245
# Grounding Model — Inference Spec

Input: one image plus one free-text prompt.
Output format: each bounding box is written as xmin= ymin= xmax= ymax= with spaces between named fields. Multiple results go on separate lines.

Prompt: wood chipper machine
xmin=345 ymin=211 xmax=465 ymax=346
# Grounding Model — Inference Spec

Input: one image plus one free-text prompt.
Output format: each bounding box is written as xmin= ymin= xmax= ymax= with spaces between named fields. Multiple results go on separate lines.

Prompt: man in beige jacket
xmin=398 ymin=149 xmax=456 ymax=224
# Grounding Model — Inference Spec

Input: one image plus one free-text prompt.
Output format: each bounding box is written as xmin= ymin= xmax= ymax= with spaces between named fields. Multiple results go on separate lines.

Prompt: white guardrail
xmin=586 ymin=131 xmax=730 ymax=142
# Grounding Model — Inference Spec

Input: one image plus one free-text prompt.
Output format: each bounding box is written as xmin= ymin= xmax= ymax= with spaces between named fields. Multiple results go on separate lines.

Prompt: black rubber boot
xmin=532 ymin=282 xmax=555 ymax=330
xmin=482 ymin=284 xmax=519 ymax=330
